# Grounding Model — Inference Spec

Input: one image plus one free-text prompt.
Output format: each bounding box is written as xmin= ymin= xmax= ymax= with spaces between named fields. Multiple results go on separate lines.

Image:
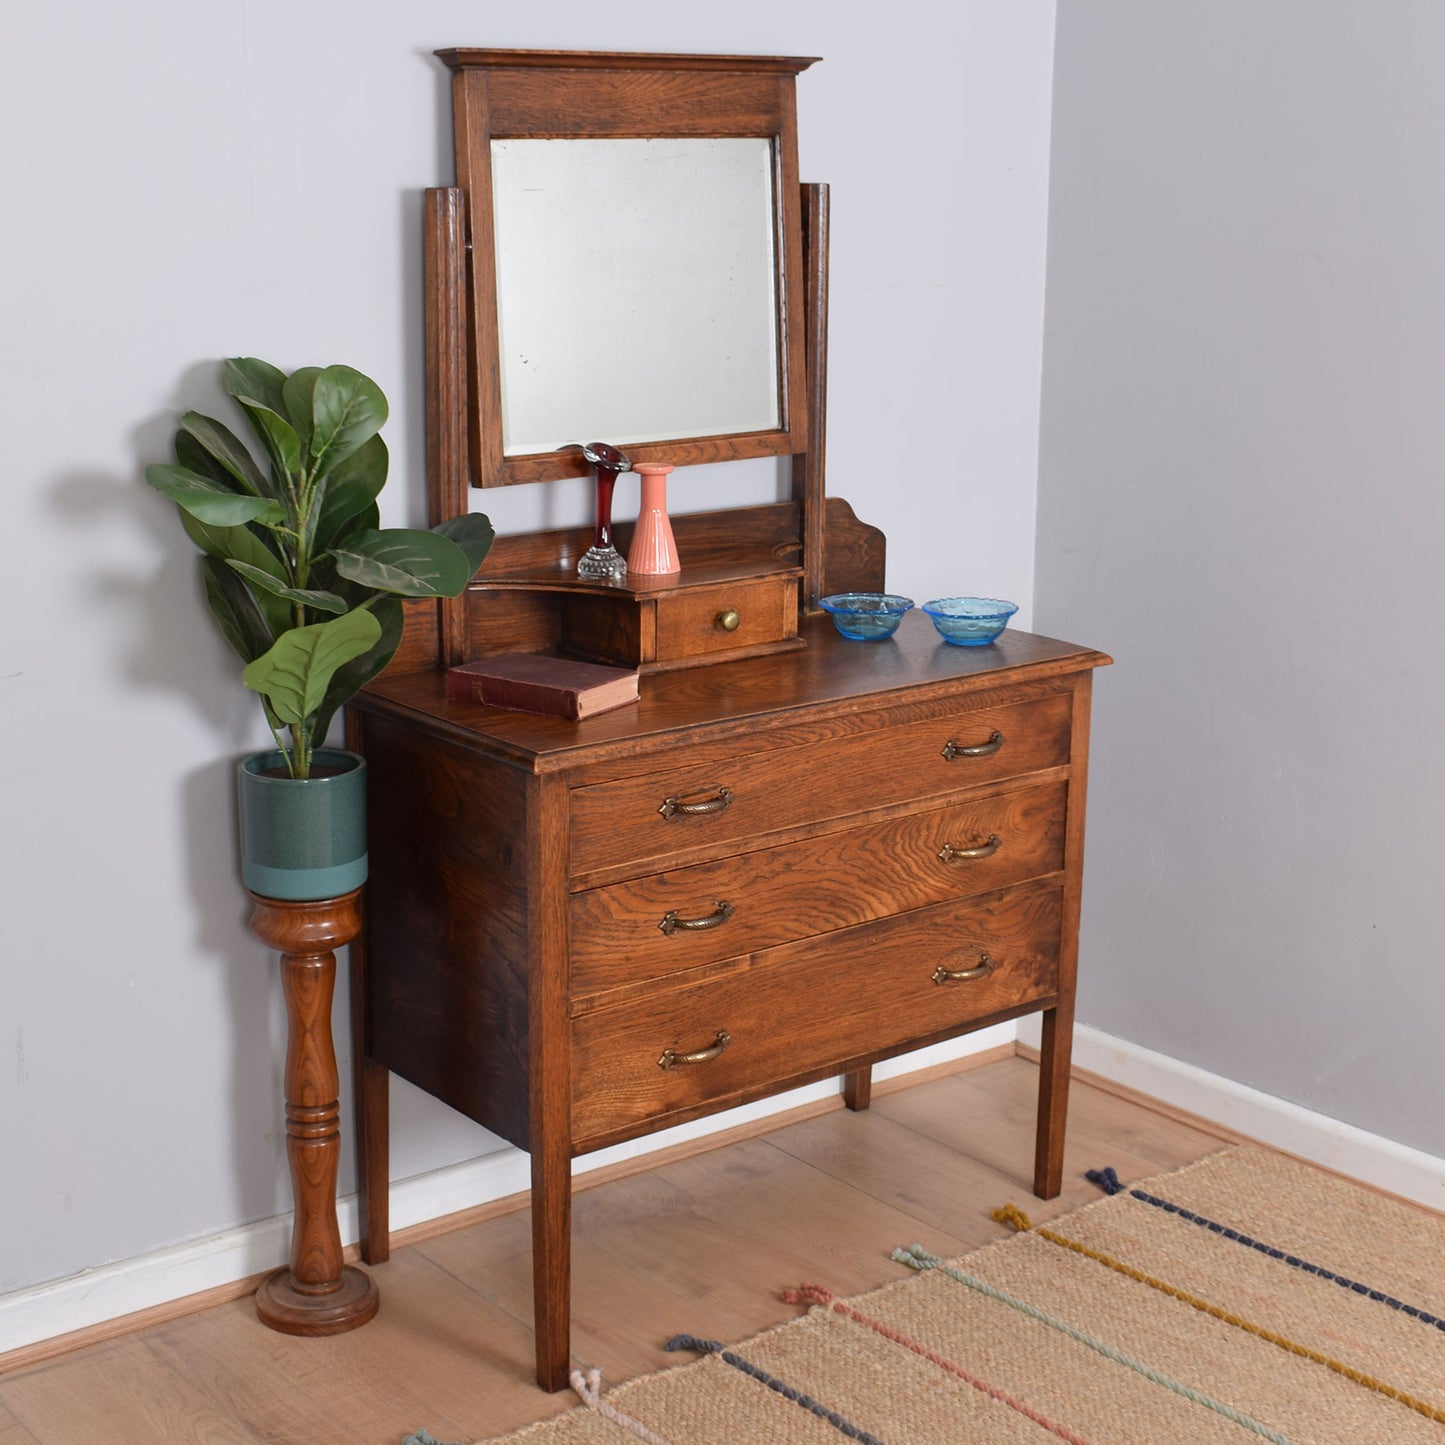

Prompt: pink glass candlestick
xmin=627 ymin=463 xmax=680 ymax=578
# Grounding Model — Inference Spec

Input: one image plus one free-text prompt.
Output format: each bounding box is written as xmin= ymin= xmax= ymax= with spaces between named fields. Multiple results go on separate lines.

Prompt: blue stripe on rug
xmin=1087 ymin=1165 xmax=1445 ymax=1334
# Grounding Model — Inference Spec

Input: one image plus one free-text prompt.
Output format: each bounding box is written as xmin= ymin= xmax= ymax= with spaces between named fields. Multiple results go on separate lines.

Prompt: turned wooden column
xmin=248 ymin=887 xmax=379 ymax=1335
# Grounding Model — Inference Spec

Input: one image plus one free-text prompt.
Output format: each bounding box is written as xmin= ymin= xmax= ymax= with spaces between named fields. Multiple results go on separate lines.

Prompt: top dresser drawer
xmin=569 ymin=689 xmax=1073 ymax=878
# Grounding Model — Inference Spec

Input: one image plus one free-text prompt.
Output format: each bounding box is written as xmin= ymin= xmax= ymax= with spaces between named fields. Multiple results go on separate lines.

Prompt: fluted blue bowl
xmin=921 ymin=597 xmax=1018 ymax=646
xmin=818 ymin=592 xmax=915 ymax=641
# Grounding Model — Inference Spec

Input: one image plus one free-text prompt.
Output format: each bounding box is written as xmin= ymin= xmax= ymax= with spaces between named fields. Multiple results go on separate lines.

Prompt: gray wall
xmin=1037 ymin=2 xmax=1445 ymax=1155
xmin=1 ymin=1 xmax=1058 ymax=1296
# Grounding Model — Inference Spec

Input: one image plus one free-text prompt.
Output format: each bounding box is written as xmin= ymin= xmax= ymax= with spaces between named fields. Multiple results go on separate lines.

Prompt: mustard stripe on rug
xmin=413 ymin=1145 xmax=1445 ymax=1445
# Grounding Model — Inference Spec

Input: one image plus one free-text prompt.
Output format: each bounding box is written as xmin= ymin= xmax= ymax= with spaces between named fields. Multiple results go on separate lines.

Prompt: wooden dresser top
xmin=354 ymin=611 xmax=1111 ymax=773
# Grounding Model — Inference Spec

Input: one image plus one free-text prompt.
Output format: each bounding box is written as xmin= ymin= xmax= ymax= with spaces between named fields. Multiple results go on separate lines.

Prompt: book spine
xmin=486 ymin=676 xmax=582 ymax=719
xmin=446 ymin=670 xmax=581 ymax=718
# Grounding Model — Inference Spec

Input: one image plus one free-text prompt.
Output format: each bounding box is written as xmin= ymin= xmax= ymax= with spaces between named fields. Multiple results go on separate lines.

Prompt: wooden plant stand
xmin=248 ymin=887 xmax=379 ymax=1335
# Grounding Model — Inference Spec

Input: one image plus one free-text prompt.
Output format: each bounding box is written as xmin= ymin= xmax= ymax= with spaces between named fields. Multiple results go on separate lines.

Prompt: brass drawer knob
xmin=658 ymin=1030 xmax=732 ymax=1070
xmin=658 ymin=786 xmax=734 ymax=820
xmin=938 ymin=834 xmax=1002 ymax=863
xmin=931 ymin=953 xmax=996 ymax=985
xmin=941 ymin=730 xmax=1004 ymax=761
xmin=659 ymin=901 xmax=735 ymax=935
xmin=715 ymin=608 xmax=741 ymax=632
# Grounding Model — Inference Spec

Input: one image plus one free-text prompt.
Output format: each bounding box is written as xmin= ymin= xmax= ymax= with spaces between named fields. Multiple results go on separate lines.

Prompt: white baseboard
xmin=1019 ymin=1018 xmax=1445 ymax=1213
xmin=0 ymin=1026 xmax=1013 ymax=1357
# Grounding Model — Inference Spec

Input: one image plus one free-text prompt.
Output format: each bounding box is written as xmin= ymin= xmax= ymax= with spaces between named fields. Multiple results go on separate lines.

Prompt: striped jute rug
xmin=407 ymin=1146 xmax=1445 ymax=1445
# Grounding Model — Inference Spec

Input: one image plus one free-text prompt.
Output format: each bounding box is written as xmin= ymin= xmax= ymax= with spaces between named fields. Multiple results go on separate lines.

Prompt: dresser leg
xmin=531 ymin=1133 xmax=573 ymax=1391
xmin=355 ymin=1054 xmax=391 ymax=1263
xmin=843 ymin=1065 xmax=873 ymax=1111
xmin=1033 ymin=1002 xmax=1074 ymax=1199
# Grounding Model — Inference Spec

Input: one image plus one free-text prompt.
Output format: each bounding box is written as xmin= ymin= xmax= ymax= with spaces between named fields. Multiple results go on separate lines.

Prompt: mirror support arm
xmin=425 ymin=186 xmax=474 ymax=666
xmin=791 ymin=182 xmax=830 ymax=613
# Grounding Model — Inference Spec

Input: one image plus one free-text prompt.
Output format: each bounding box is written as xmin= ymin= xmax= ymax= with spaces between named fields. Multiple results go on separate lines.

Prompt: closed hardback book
xmin=445 ymin=653 xmax=640 ymax=720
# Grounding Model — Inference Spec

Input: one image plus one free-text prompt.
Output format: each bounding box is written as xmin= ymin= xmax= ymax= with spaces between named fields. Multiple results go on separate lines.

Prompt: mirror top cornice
xmin=436 ymin=49 xmax=820 ymax=75
xmin=430 ymin=46 xmax=817 ymax=491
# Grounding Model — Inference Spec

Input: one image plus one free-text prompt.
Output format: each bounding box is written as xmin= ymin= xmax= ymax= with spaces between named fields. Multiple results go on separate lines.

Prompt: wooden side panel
xmin=822 ymin=496 xmax=886 ymax=596
xmin=360 ymin=714 xmax=533 ymax=1147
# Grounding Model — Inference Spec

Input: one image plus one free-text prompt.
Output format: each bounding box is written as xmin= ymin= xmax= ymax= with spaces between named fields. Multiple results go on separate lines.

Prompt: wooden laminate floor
xmin=0 ymin=1055 xmax=1229 ymax=1445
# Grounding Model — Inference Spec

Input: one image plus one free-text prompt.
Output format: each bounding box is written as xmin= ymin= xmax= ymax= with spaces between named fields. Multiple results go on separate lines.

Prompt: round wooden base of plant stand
xmin=248 ymin=886 xmax=378 ymax=1337
xmin=256 ymin=1263 xmax=378 ymax=1335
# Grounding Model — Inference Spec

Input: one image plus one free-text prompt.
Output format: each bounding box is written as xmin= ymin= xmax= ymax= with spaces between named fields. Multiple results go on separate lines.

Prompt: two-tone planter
xmin=237 ymin=748 xmax=368 ymax=901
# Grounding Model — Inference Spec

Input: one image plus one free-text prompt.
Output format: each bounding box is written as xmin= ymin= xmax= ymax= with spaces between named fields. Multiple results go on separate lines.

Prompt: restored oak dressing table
xmin=348 ymin=48 xmax=1110 ymax=1392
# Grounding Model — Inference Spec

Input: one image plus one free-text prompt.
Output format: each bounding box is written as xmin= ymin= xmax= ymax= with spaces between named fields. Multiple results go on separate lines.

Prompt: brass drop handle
xmin=716 ymin=609 xmax=741 ymax=632
xmin=938 ymin=834 xmax=1002 ymax=864
xmin=941 ymin=730 xmax=1004 ymax=761
xmin=658 ymin=786 xmax=734 ymax=820
xmin=659 ymin=901 xmax=735 ymax=936
xmin=931 ymin=953 xmax=996 ymax=986
xmin=658 ymin=1030 xmax=732 ymax=1070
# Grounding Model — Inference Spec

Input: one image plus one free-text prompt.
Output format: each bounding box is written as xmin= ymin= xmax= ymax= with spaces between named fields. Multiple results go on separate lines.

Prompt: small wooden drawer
xmin=653 ymin=575 xmax=797 ymax=662
xmin=569 ymin=780 xmax=1067 ymax=1001
xmin=559 ymin=571 xmax=801 ymax=673
xmin=569 ymin=690 xmax=1073 ymax=879
xmin=569 ymin=882 xmax=1062 ymax=1145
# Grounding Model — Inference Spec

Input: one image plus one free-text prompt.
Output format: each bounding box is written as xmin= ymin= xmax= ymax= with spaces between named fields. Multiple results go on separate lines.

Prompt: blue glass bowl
xmin=818 ymin=592 xmax=915 ymax=641
xmin=921 ymin=597 xmax=1019 ymax=646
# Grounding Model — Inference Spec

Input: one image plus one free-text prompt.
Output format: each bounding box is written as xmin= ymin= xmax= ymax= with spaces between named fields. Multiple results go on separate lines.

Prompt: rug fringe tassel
xmin=567 ymin=1367 xmax=675 ymax=1445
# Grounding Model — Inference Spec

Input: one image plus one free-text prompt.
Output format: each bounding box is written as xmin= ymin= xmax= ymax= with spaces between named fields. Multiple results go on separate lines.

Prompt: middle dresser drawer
xmin=569 ymin=780 xmax=1067 ymax=1002
xmin=570 ymin=881 xmax=1062 ymax=1147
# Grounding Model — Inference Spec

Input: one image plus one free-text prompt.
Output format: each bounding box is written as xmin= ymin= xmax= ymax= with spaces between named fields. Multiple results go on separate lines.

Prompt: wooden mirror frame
xmin=435 ymin=48 xmax=817 ymax=491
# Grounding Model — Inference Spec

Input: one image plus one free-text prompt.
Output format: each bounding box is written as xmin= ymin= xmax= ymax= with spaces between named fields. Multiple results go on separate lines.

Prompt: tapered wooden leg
xmin=355 ymin=1054 xmax=391 ymax=1264
xmin=348 ymin=915 xmax=390 ymax=1264
xmin=1033 ymin=1000 xmax=1075 ymax=1200
xmin=249 ymin=888 xmax=379 ymax=1335
xmin=843 ymin=1065 xmax=873 ymax=1112
xmin=531 ymin=1130 xmax=572 ymax=1391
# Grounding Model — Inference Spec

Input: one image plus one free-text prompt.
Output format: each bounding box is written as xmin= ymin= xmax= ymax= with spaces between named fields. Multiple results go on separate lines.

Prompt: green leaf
xmin=332 ymin=528 xmax=472 ymax=598
xmin=180 ymin=509 xmax=282 ymax=570
xmin=176 ymin=412 xmax=270 ymax=497
xmin=314 ymin=435 xmax=388 ymax=552
xmin=433 ymin=512 xmax=495 ymax=577
xmin=225 ymin=560 xmax=348 ymax=615
xmin=224 ymin=358 xmax=303 ymax=480
xmin=242 ymin=402 xmax=303 ymax=481
xmin=315 ymin=482 xmax=380 ymax=554
xmin=147 ymin=464 xmax=282 ymax=527
xmin=242 ymin=610 xmax=383 ymax=727
xmin=309 ymin=597 xmax=403 ymax=746
xmin=327 ymin=431 xmax=388 ymax=498
xmin=308 ymin=365 xmax=387 ymax=479
xmin=224 ymin=358 xmax=290 ymax=419
xmin=200 ymin=555 xmax=276 ymax=663
xmin=180 ymin=512 xmax=292 ymax=637
xmin=280 ymin=366 xmax=323 ymax=457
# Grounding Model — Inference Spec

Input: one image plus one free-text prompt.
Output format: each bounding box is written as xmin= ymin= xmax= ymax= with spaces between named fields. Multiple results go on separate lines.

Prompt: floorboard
xmin=0 ymin=1055 xmax=1231 ymax=1445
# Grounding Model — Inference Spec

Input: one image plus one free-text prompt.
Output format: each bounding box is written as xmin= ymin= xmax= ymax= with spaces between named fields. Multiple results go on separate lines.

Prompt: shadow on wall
xmin=52 ymin=359 xmax=300 ymax=1223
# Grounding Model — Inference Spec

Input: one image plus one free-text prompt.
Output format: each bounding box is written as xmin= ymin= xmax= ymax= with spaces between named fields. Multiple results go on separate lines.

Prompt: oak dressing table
xmin=347 ymin=47 xmax=1110 ymax=1392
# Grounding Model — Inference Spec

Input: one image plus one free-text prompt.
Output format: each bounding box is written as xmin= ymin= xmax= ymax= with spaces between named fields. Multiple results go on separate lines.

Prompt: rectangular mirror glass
xmin=492 ymin=137 xmax=781 ymax=456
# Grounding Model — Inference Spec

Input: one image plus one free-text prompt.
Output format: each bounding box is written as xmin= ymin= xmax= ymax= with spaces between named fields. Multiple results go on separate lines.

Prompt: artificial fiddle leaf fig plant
xmin=147 ymin=357 xmax=493 ymax=778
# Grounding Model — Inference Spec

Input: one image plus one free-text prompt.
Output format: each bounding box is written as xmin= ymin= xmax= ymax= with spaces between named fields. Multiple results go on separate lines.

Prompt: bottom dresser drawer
xmin=570 ymin=882 xmax=1062 ymax=1146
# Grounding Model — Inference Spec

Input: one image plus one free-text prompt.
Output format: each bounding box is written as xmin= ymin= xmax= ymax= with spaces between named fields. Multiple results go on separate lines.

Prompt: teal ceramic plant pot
xmin=237 ymin=749 xmax=368 ymax=902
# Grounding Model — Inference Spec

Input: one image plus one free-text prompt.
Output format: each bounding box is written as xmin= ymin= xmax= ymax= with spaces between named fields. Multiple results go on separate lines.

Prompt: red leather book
xmin=444 ymin=653 xmax=640 ymax=720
